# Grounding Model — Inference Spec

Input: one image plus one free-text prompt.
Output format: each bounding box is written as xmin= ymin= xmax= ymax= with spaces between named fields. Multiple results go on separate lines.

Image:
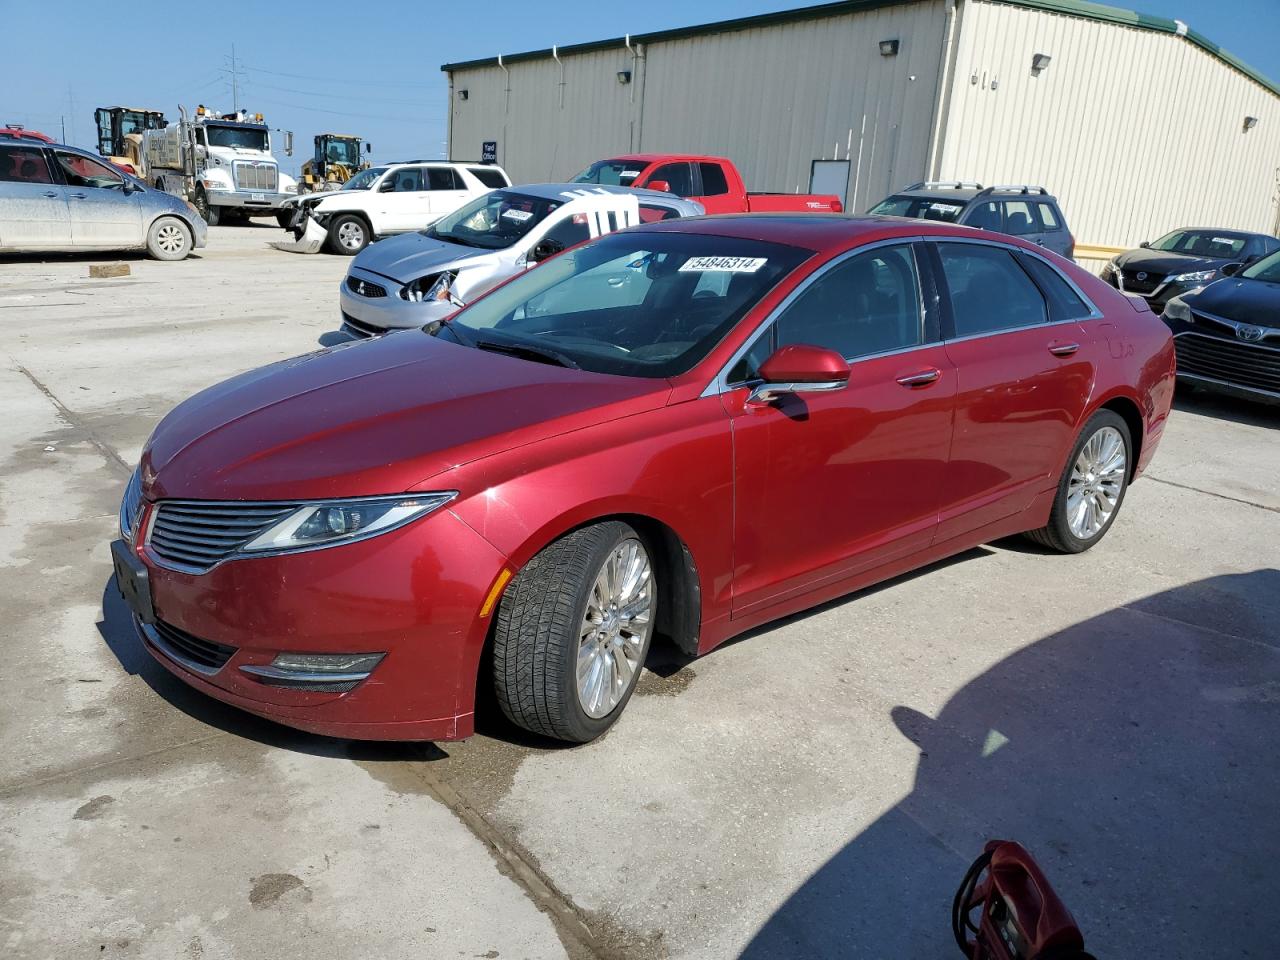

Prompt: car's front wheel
xmin=1026 ymin=410 xmax=1131 ymax=553
xmin=326 ymin=214 xmax=370 ymax=255
xmin=493 ymin=521 xmax=656 ymax=743
xmin=145 ymin=216 xmax=193 ymax=261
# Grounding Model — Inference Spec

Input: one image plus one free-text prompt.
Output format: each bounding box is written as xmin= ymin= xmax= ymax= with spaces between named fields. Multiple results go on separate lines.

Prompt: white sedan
xmin=279 ymin=161 xmax=511 ymax=255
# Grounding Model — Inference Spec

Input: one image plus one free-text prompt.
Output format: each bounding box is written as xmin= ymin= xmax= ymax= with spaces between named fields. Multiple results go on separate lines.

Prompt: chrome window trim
xmin=701 ymin=236 xmax=931 ymax=397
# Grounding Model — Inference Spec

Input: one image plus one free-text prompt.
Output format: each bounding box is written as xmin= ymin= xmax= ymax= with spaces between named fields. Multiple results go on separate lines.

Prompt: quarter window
xmin=0 ymin=145 xmax=54 ymax=183
xmin=1036 ymin=203 xmax=1061 ymax=230
xmin=646 ymin=162 xmax=694 ymax=197
xmin=938 ymin=243 xmax=1048 ymax=336
xmin=698 ymin=162 xmax=730 ymax=196
xmin=775 ymin=245 xmax=924 ymax=360
xmin=1017 ymin=254 xmax=1092 ymax=321
xmin=467 ymin=166 xmax=509 ymax=189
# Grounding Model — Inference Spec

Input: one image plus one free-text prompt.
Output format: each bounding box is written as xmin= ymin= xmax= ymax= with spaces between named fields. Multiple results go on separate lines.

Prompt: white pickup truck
xmin=279 ymin=160 xmax=511 ymax=255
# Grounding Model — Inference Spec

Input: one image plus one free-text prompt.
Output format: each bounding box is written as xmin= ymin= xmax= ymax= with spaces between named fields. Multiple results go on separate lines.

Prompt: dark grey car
xmin=869 ymin=182 xmax=1074 ymax=259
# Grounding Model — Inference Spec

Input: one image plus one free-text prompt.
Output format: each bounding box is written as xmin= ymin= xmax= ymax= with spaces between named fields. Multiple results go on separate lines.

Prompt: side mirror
xmin=379 ymin=178 xmax=397 ymax=192
xmin=647 ymin=180 xmax=671 ymax=193
xmin=748 ymin=344 xmax=850 ymax=404
xmin=1221 ymin=262 xmax=1242 ymax=277
xmin=529 ymin=238 xmax=564 ymax=263
xmin=284 ymin=131 xmax=294 ymax=157
xmin=1139 ymin=241 xmax=1150 ymax=248
xmin=365 ymin=143 xmax=373 ymax=154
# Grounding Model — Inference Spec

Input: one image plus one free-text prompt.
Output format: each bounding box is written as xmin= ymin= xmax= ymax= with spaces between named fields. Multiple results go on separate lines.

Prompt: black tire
xmin=276 ymin=211 xmax=292 ymax=229
xmin=193 ymin=189 xmax=219 ymax=226
xmin=1025 ymin=410 xmax=1132 ymax=554
xmin=493 ymin=521 xmax=656 ymax=743
xmin=145 ymin=216 xmax=193 ymax=261
xmin=326 ymin=213 xmax=370 ymax=255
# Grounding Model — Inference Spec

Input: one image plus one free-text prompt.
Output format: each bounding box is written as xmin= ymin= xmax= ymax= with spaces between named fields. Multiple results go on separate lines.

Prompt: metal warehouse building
xmin=441 ymin=0 xmax=1280 ymax=271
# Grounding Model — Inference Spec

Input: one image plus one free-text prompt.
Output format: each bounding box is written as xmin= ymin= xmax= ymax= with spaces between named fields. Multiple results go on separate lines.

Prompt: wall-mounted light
xmin=1244 ymin=115 xmax=1259 ymax=131
xmin=879 ymin=39 xmax=900 ymax=57
xmin=457 ymin=89 xmax=469 ymax=101
xmin=1031 ymin=52 xmax=1052 ymax=73
xmin=617 ymin=70 xmax=632 ymax=85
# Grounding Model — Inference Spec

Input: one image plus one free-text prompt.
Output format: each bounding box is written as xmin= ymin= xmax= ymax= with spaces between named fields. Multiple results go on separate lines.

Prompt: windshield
xmin=1240 ymin=249 xmax=1280 ymax=283
xmin=119 ymin=111 xmax=163 ymax=136
xmin=344 ymin=166 xmax=386 ymax=190
xmin=1150 ymin=230 xmax=1251 ymax=258
xmin=325 ymin=138 xmax=360 ymax=165
xmin=441 ymin=232 xmax=811 ymax=378
xmin=427 ymin=190 xmax=564 ymax=250
xmin=204 ymin=124 xmax=269 ymax=151
xmin=572 ymin=159 xmax=646 ymax=187
xmin=868 ymin=195 xmax=965 ymax=223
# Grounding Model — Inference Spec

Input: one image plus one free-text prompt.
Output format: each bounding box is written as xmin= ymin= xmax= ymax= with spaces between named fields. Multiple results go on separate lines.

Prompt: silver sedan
xmin=0 ymin=139 xmax=207 ymax=260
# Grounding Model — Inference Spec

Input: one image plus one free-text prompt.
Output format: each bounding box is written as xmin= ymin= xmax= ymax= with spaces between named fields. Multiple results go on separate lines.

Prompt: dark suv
xmin=869 ymin=182 xmax=1074 ymax=258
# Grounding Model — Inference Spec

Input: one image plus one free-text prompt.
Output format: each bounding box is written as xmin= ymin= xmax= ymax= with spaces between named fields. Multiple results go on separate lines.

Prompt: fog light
xmin=241 ymin=652 xmax=385 ymax=688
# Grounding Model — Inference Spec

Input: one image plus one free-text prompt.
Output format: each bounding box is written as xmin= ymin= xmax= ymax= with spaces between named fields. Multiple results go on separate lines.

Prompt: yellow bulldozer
xmin=299 ymin=133 xmax=371 ymax=193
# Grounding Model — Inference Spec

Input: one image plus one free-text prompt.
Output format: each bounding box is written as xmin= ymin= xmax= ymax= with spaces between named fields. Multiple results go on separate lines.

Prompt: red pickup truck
xmin=572 ymin=153 xmax=843 ymax=215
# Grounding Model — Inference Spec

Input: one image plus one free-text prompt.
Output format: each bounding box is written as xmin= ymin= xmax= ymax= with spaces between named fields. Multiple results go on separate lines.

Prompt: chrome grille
xmin=148 ymin=501 xmax=301 ymax=571
xmin=1175 ymin=332 xmax=1280 ymax=395
xmin=148 ymin=619 xmax=237 ymax=673
xmin=233 ymin=161 xmax=278 ymax=192
xmin=119 ymin=468 xmax=144 ymax=543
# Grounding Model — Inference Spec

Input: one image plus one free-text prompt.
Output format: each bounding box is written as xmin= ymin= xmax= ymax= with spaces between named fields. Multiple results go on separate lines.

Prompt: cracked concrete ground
xmin=1 ymin=225 xmax=1277 ymax=959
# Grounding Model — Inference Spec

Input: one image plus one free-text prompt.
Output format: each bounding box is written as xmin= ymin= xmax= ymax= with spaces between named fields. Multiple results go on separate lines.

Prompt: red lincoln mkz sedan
xmin=111 ymin=215 xmax=1175 ymax=743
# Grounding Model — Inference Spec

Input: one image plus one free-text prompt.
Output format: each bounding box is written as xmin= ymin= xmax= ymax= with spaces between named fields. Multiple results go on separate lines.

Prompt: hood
xmin=1115 ymin=247 xmax=1234 ymax=275
xmin=141 ymin=333 xmax=669 ymax=502
xmin=351 ymin=230 xmax=494 ymax=282
xmin=1185 ymin=276 xmax=1280 ymax=327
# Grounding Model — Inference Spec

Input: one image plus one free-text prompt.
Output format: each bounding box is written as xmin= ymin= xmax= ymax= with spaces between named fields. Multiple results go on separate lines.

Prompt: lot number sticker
xmin=502 ymin=209 xmax=533 ymax=222
xmin=679 ymin=256 xmax=768 ymax=273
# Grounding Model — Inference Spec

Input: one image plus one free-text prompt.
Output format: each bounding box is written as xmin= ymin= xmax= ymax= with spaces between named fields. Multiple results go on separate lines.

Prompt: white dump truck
xmin=140 ymin=106 xmax=297 ymax=225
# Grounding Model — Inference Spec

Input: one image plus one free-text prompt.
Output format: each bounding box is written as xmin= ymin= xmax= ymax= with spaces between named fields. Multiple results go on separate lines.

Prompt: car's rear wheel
xmin=493 ymin=521 xmax=656 ymax=743
xmin=1025 ymin=410 xmax=1131 ymax=553
xmin=145 ymin=216 xmax=193 ymax=261
xmin=327 ymin=214 xmax=369 ymax=255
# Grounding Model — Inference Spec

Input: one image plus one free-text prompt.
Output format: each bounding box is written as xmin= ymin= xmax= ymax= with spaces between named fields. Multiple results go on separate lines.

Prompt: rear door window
xmin=937 ymin=242 xmax=1048 ymax=337
xmin=0 ymin=145 xmax=54 ymax=183
xmin=1001 ymin=201 xmax=1039 ymax=236
xmin=698 ymin=162 xmax=730 ymax=197
xmin=646 ymin=162 xmax=695 ymax=197
xmin=466 ymin=166 xmax=509 ymax=189
xmin=427 ymin=167 xmax=465 ymax=190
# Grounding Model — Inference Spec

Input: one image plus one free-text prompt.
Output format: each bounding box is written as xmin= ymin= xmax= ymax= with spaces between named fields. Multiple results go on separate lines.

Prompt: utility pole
xmin=231 ymin=44 xmax=239 ymax=113
xmin=60 ymin=116 xmax=66 ymax=142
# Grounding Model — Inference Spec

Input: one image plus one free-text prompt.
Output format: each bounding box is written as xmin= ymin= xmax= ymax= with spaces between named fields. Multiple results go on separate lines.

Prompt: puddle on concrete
xmin=635 ymin=666 xmax=697 ymax=698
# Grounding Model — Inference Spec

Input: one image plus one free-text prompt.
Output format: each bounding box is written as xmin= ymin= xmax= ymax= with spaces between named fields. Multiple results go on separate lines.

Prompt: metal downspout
xmin=926 ymin=0 xmax=960 ymax=180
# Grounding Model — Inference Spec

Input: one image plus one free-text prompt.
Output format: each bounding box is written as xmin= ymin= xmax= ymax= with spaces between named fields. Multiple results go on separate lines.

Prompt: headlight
xmin=200 ymin=178 xmax=231 ymax=191
xmin=284 ymin=183 xmax=298 ymax=193
xmin=400 ymin=270 xmax=462 ymax=304
xmin=240 ymin=493 xmax=456 ymax=555
xmin=1163 ymin=296 xmax=1193 ymax=322
xmin=1168 ymin=269 xmax=1216 ymax=284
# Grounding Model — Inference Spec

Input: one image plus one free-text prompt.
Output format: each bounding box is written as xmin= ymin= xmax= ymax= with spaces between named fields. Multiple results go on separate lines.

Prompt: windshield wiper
xmin=475 ymin=339 xmax=580 ymax=369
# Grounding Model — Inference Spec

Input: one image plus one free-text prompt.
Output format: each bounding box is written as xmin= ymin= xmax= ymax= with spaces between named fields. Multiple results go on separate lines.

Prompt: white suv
xmin=279 ymin=161 xmax=511 ymax=255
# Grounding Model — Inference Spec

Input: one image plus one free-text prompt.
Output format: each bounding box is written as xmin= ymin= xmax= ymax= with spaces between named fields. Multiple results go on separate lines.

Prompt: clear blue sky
xmin=1 ymin=0 xmax=1274 ymax=171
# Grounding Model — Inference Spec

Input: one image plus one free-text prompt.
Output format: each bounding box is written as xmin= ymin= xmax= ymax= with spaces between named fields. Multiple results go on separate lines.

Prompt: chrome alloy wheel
xmin=337 ymin=220 xmax=366 ymax=250
xmin=577 ymin=537 xmax=654 ymax=719
xmin=1067 ymin=425 xmax=1126 ymax=540
xmin=155 ymin=222 xmax=186 ymax=254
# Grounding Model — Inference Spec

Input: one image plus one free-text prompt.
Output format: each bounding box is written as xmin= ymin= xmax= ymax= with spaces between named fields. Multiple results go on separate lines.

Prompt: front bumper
xmin=338 ymin=267 xmax=453 ymax=338
xmin=1162 ymin=311 xmax=1280 ymax=402
xmin=118 ymin=505 xmax=510 ymax=741
xmin=209 ymin=190 xmax=295 ymax=212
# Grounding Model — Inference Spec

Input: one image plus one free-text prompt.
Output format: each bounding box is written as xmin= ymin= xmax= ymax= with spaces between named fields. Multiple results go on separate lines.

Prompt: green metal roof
xmin=440 ymin=0 xmax=1279 ymax=99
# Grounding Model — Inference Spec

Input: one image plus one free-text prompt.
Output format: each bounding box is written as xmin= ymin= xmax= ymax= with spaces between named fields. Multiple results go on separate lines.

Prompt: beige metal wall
xmin=938 ymin=0 xmax=1280 ymax=271
xmin=447 ymin=1 xmax=947 ymax=211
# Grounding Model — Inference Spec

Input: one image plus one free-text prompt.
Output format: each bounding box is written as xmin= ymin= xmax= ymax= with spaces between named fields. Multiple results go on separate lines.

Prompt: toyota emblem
xmin=1237 ymin=325 xmax=1264 ymax=342
xmin=1135 ymin=272 xmax=1148 ymax=281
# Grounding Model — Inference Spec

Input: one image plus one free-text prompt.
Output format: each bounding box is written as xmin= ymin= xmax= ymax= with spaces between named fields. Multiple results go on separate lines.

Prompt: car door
xmin=695 ymin=161 xmax=737 ymax=214
xmin=930 ymin=240 xmax=1094 ymax=541
xmin=722 ymin=241 xmax=956 ymax=617
xmin=52 ymin=150 xmax=143 ymax=247
xmin=425 ymin=166 xmax=472 ymax=221
xmin=374 ymin=166 xmax=430 ymax=233
xmin=0 ymin=144 xmax=72 ymax=249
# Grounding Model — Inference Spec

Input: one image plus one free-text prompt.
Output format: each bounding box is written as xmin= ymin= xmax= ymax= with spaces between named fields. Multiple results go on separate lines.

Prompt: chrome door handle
xmin=69 ymin=192 xmax=87 ymax=199
xmin=43 ymin=191 xmax=58 ymax=198
xmin=896 ymin=368 xmax=941 ymax=387
xmin=1048 ymin=341 xmax=1080 ymax=357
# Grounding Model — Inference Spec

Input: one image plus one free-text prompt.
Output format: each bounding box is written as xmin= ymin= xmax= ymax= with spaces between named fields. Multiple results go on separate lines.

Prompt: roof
xmin=440 ymin=0 xmax=1279 ymax=99
xmin=503 ymin=182 xmax=699 ymax=204
xmin=630 ymin=212 xmax=982 ymax=249
xmin=891 ymin=184 xmax=1059 ymax=201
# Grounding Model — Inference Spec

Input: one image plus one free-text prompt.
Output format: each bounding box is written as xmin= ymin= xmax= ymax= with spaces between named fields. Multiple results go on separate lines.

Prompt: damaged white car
xmin=337 ymin=184 xmax=704 ymax=339
xmin=278 ymin=160 xmax=512 ymax=255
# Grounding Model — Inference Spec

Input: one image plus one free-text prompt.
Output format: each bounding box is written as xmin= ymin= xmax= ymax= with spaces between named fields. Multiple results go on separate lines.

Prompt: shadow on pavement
xmin=1174 ymin=383 xmax=1280 ymax=429
xmin=740 ymin=570 xmax=1280 ymax=959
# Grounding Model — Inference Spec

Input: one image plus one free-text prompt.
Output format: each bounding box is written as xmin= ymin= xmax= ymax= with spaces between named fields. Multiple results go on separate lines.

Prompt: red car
xmin=111 ymin=216 xmax=1175 ymax=743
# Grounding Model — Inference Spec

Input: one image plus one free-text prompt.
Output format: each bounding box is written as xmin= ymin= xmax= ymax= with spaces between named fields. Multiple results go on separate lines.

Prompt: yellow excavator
xmin=94 ymin=106 xmax=167 ymax=177
xmin=299 ymin=133 xmax=371 ymax=193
